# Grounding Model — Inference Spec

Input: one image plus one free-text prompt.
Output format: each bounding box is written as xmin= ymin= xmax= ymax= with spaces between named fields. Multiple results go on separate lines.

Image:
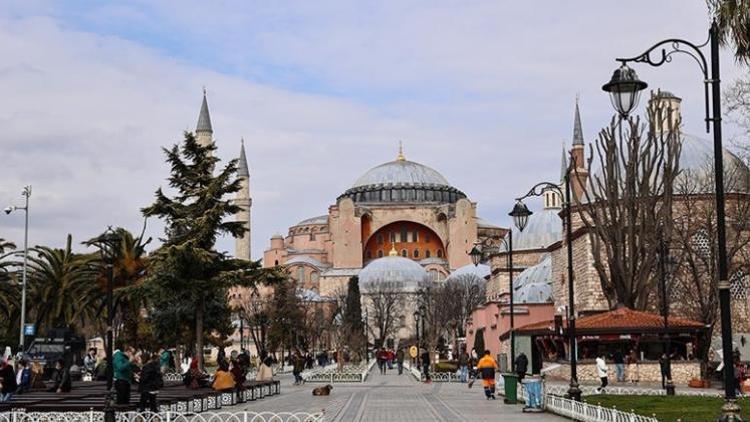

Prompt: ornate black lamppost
xmin=469 ymin=232 xmax=515 ymax=369
xmin=602 ymin=21 xmax=739 ymax=420
xmin=511 ymin=169 xmax=580 ymax=402
xmin=658 ymin=236 xmax=677 ymax=395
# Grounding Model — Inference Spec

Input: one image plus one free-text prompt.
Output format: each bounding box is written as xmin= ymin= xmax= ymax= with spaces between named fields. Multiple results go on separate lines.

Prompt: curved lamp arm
xmin=516 ymin=181 xmax=562 ymax=202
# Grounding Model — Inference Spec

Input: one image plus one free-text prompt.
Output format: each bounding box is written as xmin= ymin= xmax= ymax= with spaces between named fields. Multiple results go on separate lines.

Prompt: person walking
xmin=113 ymin=344 xmax=136 ymax=404
xmin=396 ymin=348 xmax=405 ymax=375
xmin=627 ymin=349 xmax=640 ymax=384
xmin=458 ymin=349 xmax=470 ymax=383
xmin=420 ymin=348 xmax=431 ymax=383
xmin=514 ymin=352 xmax=529 ymax=382
xmin=0 ymin=357 xmax=17 ymax=402
xmin=376 ymin=348 xmax=387 ymax=375
xmin=138 ymin=353 xmax=163 ymax=412
xmin=83 ymin=348 xmax=97 ymax=377
xmin=292 ymin=351 xmax=305 ymax=385
xmin=613 ymin=350 xmax=625 ymax=383
xmin=596 ymin=352 xmax=608 ymax=393
xmin=476 ymin=350 xmax=498 ymax=400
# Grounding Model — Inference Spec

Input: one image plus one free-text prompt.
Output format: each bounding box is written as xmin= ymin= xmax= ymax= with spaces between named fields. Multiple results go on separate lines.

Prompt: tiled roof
xmin=515 ymin=308 xmax=705 ymax=336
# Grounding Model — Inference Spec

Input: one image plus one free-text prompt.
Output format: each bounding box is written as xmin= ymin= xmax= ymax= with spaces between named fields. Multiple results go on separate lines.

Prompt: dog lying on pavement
xmin=312 ymin=384 xmax=333 ymax=396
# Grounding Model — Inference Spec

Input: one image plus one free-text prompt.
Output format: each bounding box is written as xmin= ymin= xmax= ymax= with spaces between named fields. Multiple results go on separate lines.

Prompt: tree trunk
xmin=195 ymin=296 xmax=205 ymax=369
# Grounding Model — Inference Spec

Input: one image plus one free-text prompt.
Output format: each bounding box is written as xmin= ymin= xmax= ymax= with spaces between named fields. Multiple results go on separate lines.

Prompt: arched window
xmin=400 ymin=226 xmax=408 ymax=242
xmin=274 ymin=260 xmax=279 ymax=266
xmin=425 ymin=250 xmax=431 ymax=258
xmin=426 ymin=233 xmax=431 ymax=243
xmin=413 ymin=249 xmax=420 ymax=258
xmin=437 ymin=249 xmax=443 ymax=258
xmin=378 ymin=250 xmax=384 ymax=258
xmin=297 ymin=266 xmax=305 ymax=284
xmin=412 ymin=230 xmax=419 ymax=242
xmin=311 ymin=271 xmax=319 ymax=286
xmin=401 ymin=249 xmax=407 ymax=257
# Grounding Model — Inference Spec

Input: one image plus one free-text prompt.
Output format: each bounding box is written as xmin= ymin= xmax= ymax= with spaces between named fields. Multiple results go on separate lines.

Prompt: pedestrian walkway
xmin=237 ymin=366 xmax=564 ymax=421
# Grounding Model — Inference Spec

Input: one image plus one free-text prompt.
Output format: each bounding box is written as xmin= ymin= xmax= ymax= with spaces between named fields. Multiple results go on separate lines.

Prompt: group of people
xmin=375 ymin=347 xmax=405 ymax=375
xmin=0 ymin=356 xmax=59 ymax=402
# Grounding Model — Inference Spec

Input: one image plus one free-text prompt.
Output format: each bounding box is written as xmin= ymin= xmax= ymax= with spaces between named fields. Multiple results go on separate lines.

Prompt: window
xmin=425 ymin=250 xmax=431 ymax=258
xmin=366 ymin=250 xmax=372 ymax=259
xmin=377 ymin=233 xmax=384 ymax=245
xmin=274 ymin=260 xmax=279 ymax=266
xmin=401 ymin=249 xmax=407 ymax=257
xmin=311 ymin=271 xmax=319 ymax=286
xmin=412 ymin=230 xmax=419 ymax=242
xmin=437 ymin=249 xmax=443 ymax=258
xmin=400 ymin=227 xmax=408 ymax=243
xmin=390 ymin=232 xmax=396 ymax=243
xmin=297 ymin=267 xmax=305 ymax=283
xmin=413 ymin=249 xmax=420 ymax=258
xmin=377 ymin=250 xmax=384 ymax=258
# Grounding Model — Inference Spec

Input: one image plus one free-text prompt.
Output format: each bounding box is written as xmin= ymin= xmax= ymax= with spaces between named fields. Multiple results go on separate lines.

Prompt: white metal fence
xmin=302 ymin=360 xmax=375 ymax=383
xmin=0 ymin=411 xmax=323 ymax=422
xmin=543 ymin=395 xmax=658 ymax=422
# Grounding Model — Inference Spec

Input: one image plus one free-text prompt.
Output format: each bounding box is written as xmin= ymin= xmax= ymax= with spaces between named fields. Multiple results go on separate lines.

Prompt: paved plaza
xmin=237 ymin=369 xmax=564 ymax=421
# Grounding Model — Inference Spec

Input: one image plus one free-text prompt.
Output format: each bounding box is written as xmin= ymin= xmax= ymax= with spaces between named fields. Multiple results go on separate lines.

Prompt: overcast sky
xmin=0 ymin=1 xmax=746 ymax=259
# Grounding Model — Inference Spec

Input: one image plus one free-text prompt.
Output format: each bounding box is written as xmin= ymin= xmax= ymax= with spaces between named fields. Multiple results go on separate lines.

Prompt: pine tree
xmin=343 ymin=276 xmax=365 ymax=361
xmin=267 ymin=278 xmax=304 ymax=362
xmin=142 ymin=132 xmax=254 ymax=365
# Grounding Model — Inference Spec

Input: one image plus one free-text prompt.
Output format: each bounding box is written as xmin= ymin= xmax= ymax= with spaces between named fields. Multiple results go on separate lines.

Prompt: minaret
xmin=544 ymin=143 xmax=566 ymax=209
xmin=196 ymin=88 xmax=213 ymax=147
xmin=235 ymin=139 xmax=252 ymax=260
xmin=569 ymin=96 xmax=589 ymax=200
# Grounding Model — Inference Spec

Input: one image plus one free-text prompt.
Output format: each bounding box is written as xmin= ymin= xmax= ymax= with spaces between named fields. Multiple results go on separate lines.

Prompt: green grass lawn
xmin=585 ymin=395 xmax=749 ymax=422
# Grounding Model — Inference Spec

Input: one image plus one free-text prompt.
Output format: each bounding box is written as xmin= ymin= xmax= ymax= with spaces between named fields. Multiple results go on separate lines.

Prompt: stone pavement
xmin=237 ymin=368 xmax=565 ymax=421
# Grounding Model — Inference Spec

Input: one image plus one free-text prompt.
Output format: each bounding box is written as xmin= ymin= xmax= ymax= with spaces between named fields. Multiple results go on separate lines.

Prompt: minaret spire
xmin=573 ymin=95 xmax=583 ymax=146
xmin=560 ymin=140 xmax=568 ymax=183
xmin=234 ymin=138 xmax=252 ymax=260
xmin=195 ymin=88 xmax=214 ymax=147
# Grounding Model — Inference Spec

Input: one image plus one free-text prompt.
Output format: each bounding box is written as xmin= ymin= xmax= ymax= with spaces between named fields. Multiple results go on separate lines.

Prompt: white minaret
xmin=235 ymin=139 xmax=252 ymax=260
xmin=196 ymin=88 xmax=213 ymax=147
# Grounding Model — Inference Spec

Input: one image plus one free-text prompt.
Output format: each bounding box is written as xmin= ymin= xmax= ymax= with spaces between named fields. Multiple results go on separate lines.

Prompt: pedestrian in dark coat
xmin=0 ymin=357 xmax=17 ymax=402
xmin=514 ymin=352 xmax=529 ymax=381
xmin=47 ymin=359 xmax=71 ymax=393
xmin=138 ymin=353 xmax=163 ymax=412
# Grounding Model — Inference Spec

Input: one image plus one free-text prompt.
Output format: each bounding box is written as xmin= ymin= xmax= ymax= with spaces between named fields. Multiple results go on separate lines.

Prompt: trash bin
xmin=502 ymin=373 xmax=518 ymax=404
xmin=522 ymin=377 xmax=543 ymax=411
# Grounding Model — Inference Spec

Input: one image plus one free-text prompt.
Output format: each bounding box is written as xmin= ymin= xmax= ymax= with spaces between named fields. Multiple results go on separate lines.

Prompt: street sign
xmin=24 ymin=324 xmax=35 ymax=336
xmin=409 ymin=345 xmax=418 ymax=358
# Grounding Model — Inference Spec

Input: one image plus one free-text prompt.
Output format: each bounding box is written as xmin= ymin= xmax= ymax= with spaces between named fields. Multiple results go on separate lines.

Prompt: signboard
xmin=24 ymin=324 xmax=35 ymax=336
xmin=409 ymin=345 xmax=418 ymax=359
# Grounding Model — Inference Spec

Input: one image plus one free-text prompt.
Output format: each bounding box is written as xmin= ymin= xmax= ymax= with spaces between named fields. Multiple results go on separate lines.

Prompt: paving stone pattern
xmin=237 ymin=368 xmax=564 ymax=421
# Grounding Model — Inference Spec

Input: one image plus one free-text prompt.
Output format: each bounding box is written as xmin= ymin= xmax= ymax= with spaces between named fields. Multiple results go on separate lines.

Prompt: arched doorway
xmin=363 ymin=221 xmax=445 ymax=263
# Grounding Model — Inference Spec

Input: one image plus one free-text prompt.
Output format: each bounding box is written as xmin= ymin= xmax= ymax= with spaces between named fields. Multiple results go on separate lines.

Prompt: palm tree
xmin=0 ymin=239 xmax=19 ymax=341
xmin=709 ymin=0 xmax=750 ymax=64
xmin=86 ymin=226 xmax=151 ymax=345
xmin=27 ymin=234 xmax=100 ymax=332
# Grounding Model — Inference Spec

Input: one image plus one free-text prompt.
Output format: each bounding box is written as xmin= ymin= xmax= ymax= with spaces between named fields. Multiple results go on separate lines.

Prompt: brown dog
xmin=312 ymin=384 xmax=333 ymax=396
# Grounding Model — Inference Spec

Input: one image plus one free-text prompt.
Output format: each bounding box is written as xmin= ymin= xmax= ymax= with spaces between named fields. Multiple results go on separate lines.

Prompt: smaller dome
xmin=359 ymin=256 xmax=429 ymax=293
xmin=513 ymin=255 xmax=553 ymax=303
xmin=505 ymin=208 xmax=562 ymax=251
xmin=295 ymin=215 xmax=328 ymax=226
xmin=446 ymin=263 xmax=490 ymax=284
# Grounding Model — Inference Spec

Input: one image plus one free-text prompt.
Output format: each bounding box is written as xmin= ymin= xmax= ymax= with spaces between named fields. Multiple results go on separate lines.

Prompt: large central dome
xmin=339 ymin=151 xmax=467 ymax=204
xmin=352 ymin=160 xmax=451 ymax=188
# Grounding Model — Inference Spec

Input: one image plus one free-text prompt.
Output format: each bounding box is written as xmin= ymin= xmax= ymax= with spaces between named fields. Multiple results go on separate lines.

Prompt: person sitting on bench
xmin=47 ymin=359 xmax=71 ymax=393
xmin=138 ymin=353 xmax=163 ymax=412
xmin=185 ymin=358 xmax=210 ymax=389
xmin=212 ymin=360 xmax=236 ymax=392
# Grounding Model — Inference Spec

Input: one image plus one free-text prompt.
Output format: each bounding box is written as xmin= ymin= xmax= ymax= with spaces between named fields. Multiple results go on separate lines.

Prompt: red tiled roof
xmin=514 ymin=308 xmax=705 ymax=336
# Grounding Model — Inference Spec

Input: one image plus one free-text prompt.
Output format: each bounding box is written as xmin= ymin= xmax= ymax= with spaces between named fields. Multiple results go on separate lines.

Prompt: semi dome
xmin=339 ymin=154 xmax=467 ymax=204
xmin=359 ymin=255 xmax=430 ymax=293
xmin=513 ymin=254 xmax=553 ymax=303
xmin=675 ymin=134 xmax=750 ymax=193
xmin=446 ymin=263 xmax=490 ymax=284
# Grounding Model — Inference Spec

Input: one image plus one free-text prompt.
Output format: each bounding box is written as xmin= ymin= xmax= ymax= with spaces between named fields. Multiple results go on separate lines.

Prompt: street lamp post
xmin=94 ymin=227 xmax=120 ymax=422
xmin=602 ymin=21 xmax=740 ymax=420
xmin=4 ymin=186 xmax=31 ymax=352
xmin=469 ymin=231 xmax=515 ymax=369
xmin=511 ymin=170 xmax=581 ymax=402
xmin=658 ymin=236 xmax=676 ymax=395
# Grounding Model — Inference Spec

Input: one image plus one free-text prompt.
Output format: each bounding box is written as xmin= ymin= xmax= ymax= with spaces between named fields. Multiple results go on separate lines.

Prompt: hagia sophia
xmin=194 ymin=87 xmax=750 ymax=383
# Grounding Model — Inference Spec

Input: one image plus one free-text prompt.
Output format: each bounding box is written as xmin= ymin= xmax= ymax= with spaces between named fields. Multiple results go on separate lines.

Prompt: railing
xmin=302 ymin=360 xmax=375 ymax=383
xmin=543 ymin=383 xmax=722 ymax=398
xmin=544 ymin=395 xmax=658 ymax=422
xmin=0 ymin=411 xmax=324 ymax=422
